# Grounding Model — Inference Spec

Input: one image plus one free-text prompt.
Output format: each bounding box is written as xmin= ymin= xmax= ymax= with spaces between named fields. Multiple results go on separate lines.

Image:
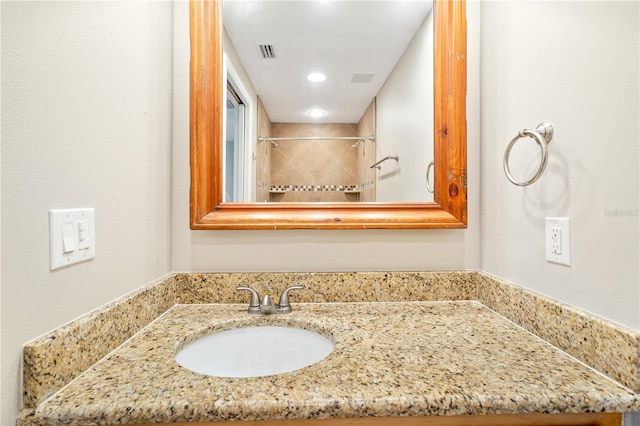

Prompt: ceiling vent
xmin=259 ymin=44 xmax=276 ymax=59
xmin=350 ymin=73 xmax=375 ymax=84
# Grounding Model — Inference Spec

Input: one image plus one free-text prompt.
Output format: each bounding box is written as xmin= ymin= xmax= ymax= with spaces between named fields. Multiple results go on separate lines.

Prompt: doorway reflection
xmin=224 ymin=83 xmax=246 ymax=202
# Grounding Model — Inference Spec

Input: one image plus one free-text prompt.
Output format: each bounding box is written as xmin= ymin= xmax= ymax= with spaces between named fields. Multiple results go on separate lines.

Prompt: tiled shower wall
xmin=269 ymin=122 xmax=359 ymax=202
xmin=256 ymin=99 xmax=378 ymax=203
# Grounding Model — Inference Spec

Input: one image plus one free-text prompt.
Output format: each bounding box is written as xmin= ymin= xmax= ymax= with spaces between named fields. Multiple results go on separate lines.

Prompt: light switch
xmin=50 ymin=208 xmax=95 ymax=270
xmin=77 ymin=220 xmax=90 ymax=250
xmin=62 ymin=222 xmax=76 ymax=253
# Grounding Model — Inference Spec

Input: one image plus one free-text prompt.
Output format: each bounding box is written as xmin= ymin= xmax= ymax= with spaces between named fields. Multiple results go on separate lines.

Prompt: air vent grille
xmin=350 ymin=73 xmax=375 ymax=84
xmin=259 ymin=44 xmax=276 ymax=59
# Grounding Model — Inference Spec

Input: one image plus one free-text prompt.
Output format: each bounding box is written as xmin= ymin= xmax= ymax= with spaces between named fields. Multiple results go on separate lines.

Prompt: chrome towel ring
xmin=503 ymin=122 xmax=554 ymax=186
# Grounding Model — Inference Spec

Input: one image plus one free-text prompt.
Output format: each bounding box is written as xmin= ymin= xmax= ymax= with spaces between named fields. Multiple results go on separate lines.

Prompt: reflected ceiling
xmin=223 ymin=0 xmax=433 ymax=123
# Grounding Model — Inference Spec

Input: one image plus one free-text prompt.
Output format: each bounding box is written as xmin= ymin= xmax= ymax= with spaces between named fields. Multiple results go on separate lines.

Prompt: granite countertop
xmin=24 ymin=301 xmax=639 ymax=425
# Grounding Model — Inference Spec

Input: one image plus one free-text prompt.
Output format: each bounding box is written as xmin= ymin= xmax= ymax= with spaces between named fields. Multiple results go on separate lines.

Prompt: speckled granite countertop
xmin=23 ymin=301 xmax=639 ymax=425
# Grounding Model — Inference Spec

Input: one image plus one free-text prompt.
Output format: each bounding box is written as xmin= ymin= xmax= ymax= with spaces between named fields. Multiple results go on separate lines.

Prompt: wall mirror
xmin=223 ymin=0 xmax=435 ymax=205
xmin=190 ymin=0 xmax=467 ymax=229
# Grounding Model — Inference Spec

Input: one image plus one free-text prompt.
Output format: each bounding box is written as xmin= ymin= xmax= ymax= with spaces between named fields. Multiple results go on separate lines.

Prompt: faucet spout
xmin=260 ymin=295 xmax=278 ymax=314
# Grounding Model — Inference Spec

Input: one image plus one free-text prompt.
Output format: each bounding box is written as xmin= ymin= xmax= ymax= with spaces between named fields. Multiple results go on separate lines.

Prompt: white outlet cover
xmin=49 ymin=208 xmax=96 ymax=270
xmin=545 ymin=217 xmax=571 ymax=266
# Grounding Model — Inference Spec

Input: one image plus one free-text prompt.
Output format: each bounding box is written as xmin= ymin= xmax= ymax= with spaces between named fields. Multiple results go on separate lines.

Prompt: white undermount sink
xmin=175 ymin=326 xmax=334 ymax=378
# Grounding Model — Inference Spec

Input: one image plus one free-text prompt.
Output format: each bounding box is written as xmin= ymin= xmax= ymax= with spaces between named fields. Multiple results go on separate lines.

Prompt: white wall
xmin=376 ymin=10 xmax=434 ymax=202
xmin=1 ymin=2 xmax=173 ymax=424
xmin=1 ymin=2 xmax=636 ymax=425
xmin=171 ymin=1 xmax=481 ymax=273
xmin=481 ymin=1 xmax=640 ymax=330
xmin=3 ymin=4 xmax=637 ymax=426
xmin=223 ymin=30 xmax=259 ymax=202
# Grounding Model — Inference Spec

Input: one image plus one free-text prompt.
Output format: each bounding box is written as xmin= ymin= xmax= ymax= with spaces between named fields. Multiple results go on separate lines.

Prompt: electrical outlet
xmin=551 ymin=227 xmax=562 ymax=254
xmin=545 ymin=217 xmax=571 ymax=266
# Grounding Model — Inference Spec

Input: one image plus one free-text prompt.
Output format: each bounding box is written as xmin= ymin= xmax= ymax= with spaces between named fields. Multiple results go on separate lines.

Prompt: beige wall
xmin=1 ymin=1 xmax=173 ymax=424
xmin=481 ymin=1 xmax=639 ymax=329
xmin=171 ymin=0 xmax=481 ymax=274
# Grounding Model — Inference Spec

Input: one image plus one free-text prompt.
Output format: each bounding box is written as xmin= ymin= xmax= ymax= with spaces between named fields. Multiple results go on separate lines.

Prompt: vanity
xmin=18 ymin=272 xmax=640 ymax=426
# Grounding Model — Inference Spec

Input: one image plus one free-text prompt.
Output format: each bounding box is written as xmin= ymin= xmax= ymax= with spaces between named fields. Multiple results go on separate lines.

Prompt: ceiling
xmin=223 ymin=0 xmax=433 ymax=123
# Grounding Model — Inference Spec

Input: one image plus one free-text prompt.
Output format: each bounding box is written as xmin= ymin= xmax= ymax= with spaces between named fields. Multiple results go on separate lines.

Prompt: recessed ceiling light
xmin=306 ymin=109 xmax=326 ymax=118
xmin=307 ymin=72 xmax=326 ymax=82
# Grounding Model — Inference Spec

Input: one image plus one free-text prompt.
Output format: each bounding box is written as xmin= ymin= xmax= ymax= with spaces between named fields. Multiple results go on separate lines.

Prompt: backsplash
xmin=176 ymin=271 xmax=477 ymax=304
xmin=477 ymin=272 xmax=640 ymax=395
xmin=22 ymin=271 xmax=640 ymax=411
xmin=22 ymin=274 xmax=179 ymax=408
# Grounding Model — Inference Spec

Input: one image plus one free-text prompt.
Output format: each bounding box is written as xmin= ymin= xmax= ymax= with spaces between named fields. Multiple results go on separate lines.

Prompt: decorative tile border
xmin=475 ymin=272 xmax=640 ymax=393
xmin=270 ymin=184 xmax=358 ymax=192
xmin=22 ymin=270 xmax=640 ymax=412
xmin=264 ymin=182 xmax=376 ymax=193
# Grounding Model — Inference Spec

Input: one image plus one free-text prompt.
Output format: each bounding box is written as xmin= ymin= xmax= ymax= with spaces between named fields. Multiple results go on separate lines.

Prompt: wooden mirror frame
xmin=190 ymin=0 xmax=467 ymax=230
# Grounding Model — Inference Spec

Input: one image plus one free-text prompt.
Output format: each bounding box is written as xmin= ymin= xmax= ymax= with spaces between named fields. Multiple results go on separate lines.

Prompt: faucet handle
xmin=236 ymin=286 xmax=261 ymax=314
xmin=277 ymin=285 xmax=304 ymax=314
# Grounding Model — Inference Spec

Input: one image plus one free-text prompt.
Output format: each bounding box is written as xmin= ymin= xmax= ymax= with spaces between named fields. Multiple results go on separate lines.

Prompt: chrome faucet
xmin=259 ymin=294 xmax=278 ymax=314
xmin=236 ymin=285 xmax=304 ymax=314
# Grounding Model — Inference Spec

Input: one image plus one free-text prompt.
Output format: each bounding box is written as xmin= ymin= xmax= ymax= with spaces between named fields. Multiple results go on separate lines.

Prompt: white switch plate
xmin=49 ymin=208 xmax=95 ymax=270
xmin=545 ymin=217 xmax=570 ymax=266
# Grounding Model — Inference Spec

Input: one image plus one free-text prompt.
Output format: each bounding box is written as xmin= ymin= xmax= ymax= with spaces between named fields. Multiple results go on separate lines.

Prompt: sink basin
xmin=175 ymin=326 xmax=334 ymax=378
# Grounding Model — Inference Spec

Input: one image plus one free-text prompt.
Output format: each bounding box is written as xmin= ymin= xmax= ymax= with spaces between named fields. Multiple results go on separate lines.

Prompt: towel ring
xmin=503 ymin=122 xmax=554 ymax=186
xmin=426 ymin=161 xmax=434 ymax=193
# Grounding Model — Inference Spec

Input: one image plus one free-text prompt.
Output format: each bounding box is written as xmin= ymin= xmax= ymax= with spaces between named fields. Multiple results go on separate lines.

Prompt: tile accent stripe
xmin=264 ymin=182 xmax=376 ymax=193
